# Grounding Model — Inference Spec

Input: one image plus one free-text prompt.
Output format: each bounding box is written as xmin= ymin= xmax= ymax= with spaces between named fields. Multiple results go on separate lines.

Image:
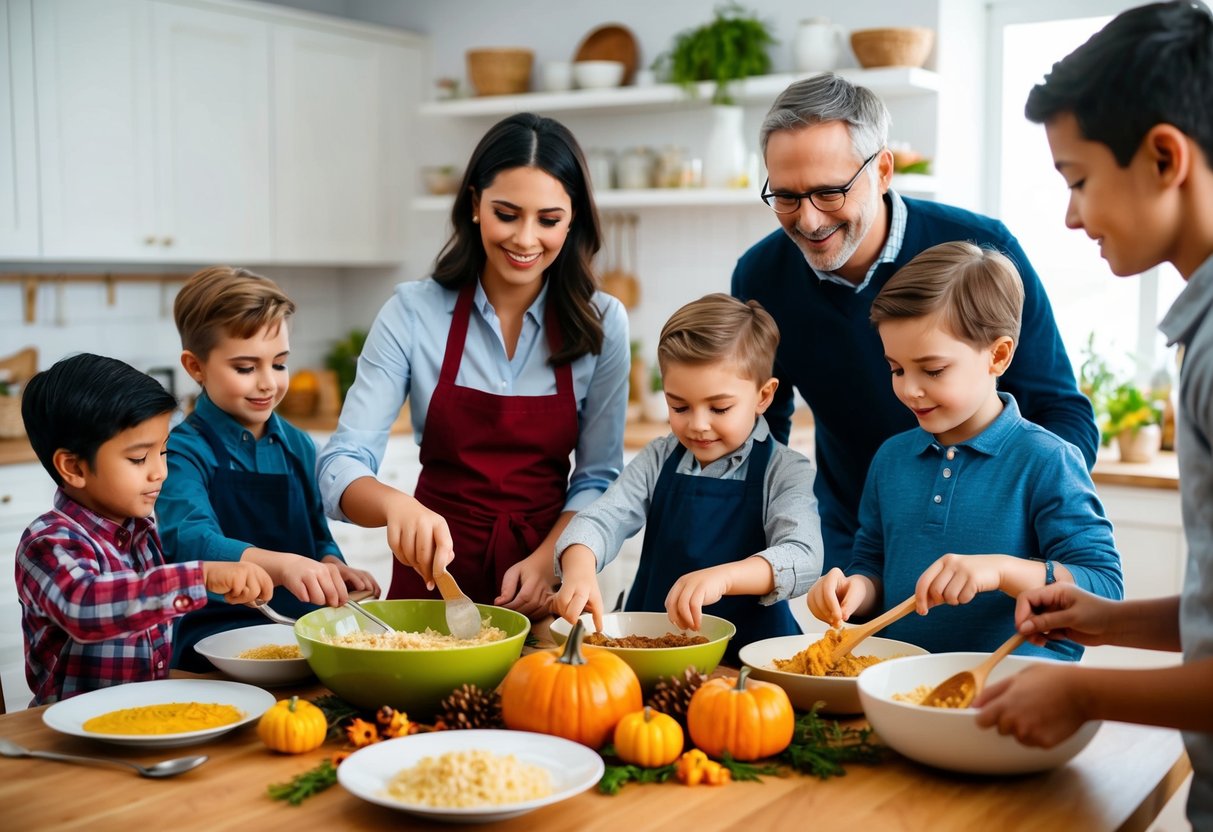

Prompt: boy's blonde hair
xmin=174 ymin=266 xmax=296 ymax=359
xmin=869 ymin=242 xmax=1024 ymax=346
xmin=658 ymin=293 xmax=780 ymax=384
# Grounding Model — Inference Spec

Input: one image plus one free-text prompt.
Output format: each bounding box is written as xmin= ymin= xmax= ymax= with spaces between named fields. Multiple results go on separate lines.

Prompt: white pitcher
xmin=793 ymin=18 xmax=846 ymax=74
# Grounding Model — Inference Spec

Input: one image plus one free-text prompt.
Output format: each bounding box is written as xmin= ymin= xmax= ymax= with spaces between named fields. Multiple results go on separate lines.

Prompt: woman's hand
xmin=807 ymin=568 xmax=872 ymax=628
xmin=383 ymin=493 xmax=454 ymax=590
xmin=552 ymin=545 xmax=603 ymax=631
xmin=322 ymin=556 xmax=381 ymax=598
xmin=497 ymin=549 xmax=558 ymax=620
xmin=974 ymin=663 xmax=1093 ymax=747
xmin=1013 ymin=583 xmax=1118 ymax=647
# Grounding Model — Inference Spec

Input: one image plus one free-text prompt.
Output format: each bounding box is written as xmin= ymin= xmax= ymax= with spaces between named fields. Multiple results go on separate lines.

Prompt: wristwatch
xmin=1031 ymin=557 xmax=1056 ymax=585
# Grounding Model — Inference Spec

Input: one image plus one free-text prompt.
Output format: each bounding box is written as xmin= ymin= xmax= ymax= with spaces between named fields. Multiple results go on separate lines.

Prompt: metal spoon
xmin=921 ymin=632 xmax=1026 ymax=709
xmin=0 ymin=737 xmax=207 ymax=779
xmin=253 ymin=588 xmax=382 ymax=628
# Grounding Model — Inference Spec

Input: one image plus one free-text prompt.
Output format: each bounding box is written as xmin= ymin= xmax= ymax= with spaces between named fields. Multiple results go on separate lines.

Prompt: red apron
xmin=388 ymin=282 xmax=579 ymax=603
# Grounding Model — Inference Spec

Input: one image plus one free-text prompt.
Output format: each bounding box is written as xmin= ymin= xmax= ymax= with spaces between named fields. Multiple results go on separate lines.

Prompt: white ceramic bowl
xmin=573 ymin=60 xmax=625 ymax=89
xmin=193 ymin=623 xmax=314 ymax=686
xmin=739 ymin=632 xmax=927 ymax=714
xmin=857 ymin=652 xmax=1101 ymax=774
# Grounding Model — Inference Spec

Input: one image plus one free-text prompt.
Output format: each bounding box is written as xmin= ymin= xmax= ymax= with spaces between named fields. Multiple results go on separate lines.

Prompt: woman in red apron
xmin=316 ymin=113 xmax=630 ymax=617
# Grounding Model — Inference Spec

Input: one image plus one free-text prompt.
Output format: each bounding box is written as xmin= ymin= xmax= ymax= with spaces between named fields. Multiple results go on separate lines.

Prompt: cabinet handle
xmin=1 ymin=495 xmax=11 ymax=504
xmin=144 ymin=235 xmax=156 ymax=245
xmin=161 ymin=236 xmax=174 ymax=247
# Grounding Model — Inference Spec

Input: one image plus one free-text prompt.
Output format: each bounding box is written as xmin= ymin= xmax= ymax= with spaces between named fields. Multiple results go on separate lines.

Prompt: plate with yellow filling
xmin=42 ymin=679 xmax=276 ymax=748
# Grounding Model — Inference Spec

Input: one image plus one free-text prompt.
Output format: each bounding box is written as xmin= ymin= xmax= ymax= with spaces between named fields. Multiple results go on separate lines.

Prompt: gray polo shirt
xmin=1158 ymin=252 xmax=1213 ymax=828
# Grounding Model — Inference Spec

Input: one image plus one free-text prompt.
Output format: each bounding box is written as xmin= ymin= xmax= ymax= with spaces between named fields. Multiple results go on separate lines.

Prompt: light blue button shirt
xmin=317 ymin=278 xmax=631 ymax=521
xmin=813 ymin=189 xmax=908 ymax=293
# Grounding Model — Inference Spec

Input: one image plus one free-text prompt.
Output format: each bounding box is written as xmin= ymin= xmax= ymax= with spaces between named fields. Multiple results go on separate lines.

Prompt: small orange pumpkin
xmin=686 ymin=666 xmax=794 ymax=761
xmin=500 ymin=620 xmax=642 ymax=749
xmin=614 ymin=706 xmax=684 ymax=768
xmin=257 ymin=696 xmax=328 ymax=754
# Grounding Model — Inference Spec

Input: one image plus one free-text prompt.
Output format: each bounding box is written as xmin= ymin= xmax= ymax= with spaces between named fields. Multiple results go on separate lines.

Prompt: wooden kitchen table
xmin=0 ymin=677 xmax=1191 ymax=832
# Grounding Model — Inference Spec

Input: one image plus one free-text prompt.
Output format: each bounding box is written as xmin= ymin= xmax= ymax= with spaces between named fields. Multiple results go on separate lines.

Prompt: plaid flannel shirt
xmin=16 ymin=489 xmax=208 ymax=705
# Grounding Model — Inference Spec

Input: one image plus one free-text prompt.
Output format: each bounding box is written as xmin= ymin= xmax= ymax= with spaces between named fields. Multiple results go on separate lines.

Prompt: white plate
xmin=194 ymin=624 xmax=313 ymax=686
xmin=42 ymin=679 xmax=275 ymax=748
xmin=338 ymin=729 xmax=604 ymax=823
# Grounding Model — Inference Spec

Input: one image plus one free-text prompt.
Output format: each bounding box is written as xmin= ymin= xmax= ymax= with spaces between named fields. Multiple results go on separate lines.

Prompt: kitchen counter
xmin=0 ymin=671 xmax=1191 ymax=831
xmin=0 ymin=436 xmax=36 ymax=467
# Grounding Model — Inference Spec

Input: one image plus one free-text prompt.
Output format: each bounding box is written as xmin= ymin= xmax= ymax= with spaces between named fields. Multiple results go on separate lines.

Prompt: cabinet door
xmin=34 ymin=0 xmax=157 ymax=259
xmin=151 ymin=1 xmax=272 ymax=261
xmin=272 ymin=27 xmax=413 ymax=263
xmin=0 ymin=0 xmax=38 ymax=258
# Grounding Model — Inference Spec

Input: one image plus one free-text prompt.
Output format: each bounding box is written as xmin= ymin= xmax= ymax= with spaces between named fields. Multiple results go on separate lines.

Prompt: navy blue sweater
xmin=731 ymin=196 xmax=1098 ymax=573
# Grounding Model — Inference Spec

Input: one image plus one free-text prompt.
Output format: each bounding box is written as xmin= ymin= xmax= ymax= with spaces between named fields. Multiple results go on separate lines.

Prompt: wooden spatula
xmin=921 ymin=632 xmax=1026 ymax=708
xmin=433 ymin=569 xmax=481 ymax=639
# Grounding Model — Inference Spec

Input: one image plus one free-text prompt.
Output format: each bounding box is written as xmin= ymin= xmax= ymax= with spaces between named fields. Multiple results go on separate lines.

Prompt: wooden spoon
xmin=828 ymin=595 xmax=918 ymax=663
xmin=921 ymin=632 xmax=1026 ymax=709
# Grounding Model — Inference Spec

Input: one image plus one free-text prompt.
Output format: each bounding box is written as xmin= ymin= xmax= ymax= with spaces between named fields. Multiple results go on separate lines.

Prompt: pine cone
xmin=437 ymin=683 xmax=504 ymax=730
xmin=645 ymin=666 xmax=707 ymax=725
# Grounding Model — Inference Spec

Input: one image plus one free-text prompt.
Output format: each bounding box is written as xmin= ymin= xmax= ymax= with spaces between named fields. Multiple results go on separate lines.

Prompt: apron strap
xmin=187 ymin=411 xmax=232 ymax=468
xmin=437 ymin=284 xmax=475 ymax=387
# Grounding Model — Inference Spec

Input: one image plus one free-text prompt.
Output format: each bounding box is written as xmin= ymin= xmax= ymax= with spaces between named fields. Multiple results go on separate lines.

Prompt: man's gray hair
xmin=760 ymin=73 xmax=890 ymax=161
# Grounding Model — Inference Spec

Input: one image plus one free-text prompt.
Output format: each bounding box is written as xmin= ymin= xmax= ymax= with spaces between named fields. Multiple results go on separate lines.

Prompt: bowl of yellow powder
xmin=739 ymin=631 xmax=927 ymax=714
xmin=194 ymin=623 xmax=314 ymax=686
xmin=857 ymin=652 xmax=1101 ymax=774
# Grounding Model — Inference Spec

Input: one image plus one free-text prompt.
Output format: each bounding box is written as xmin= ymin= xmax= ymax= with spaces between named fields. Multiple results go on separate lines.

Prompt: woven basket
xmin=466 ymin=48 xmax=533 ymax=96
xmin=0 ymin=395 xmax=23 ymax=439
xmin=850 ymin=27 xmax=934 ymax=69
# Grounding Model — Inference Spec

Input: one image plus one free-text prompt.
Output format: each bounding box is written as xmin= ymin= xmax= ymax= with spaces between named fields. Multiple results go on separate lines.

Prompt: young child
xmin=972 ymin=4 xmax=1213 ymax=826
xmin=157 ymin=266 xmax=379 ymax=671
xmin=553 ymin=293 xmax=822 ymax=662
xmin=16 ymin=354 xmax=273 ymax=704
xmin=808 ymin=242 xmax=1123 ymax=658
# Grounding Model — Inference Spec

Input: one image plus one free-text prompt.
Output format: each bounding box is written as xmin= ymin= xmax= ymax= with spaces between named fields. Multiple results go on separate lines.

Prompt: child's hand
xmin=915 ymin=553 xmax=1009 ymax=611
xmin=496 ymin=550 xmax=557 ymax=620
xmin=279 ymin=556 xmax=348 ymax=607
xmin=553 ymin=545 xmax=604 ymax=632
xmin=1013 ymin=583 xmax=1117 ymax=647
xmin=665 ymin=566 xmax=731 ymax=631
xmin=384 ymin=494 xmax=454 ymax=590
xmin=322 ymin=556 xmax=381 ymax=599
xmin=974 ymin=662 xmax=1092 ymax=747
xmin=201 ymin=561 xmax=274 ymax=605
xmin=807 ymin=568 xmax=869 ymax=628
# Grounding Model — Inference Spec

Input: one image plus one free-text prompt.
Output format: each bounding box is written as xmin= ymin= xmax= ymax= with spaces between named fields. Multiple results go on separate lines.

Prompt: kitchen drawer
xmin=0 ymin=463 xmax=56 ymax=525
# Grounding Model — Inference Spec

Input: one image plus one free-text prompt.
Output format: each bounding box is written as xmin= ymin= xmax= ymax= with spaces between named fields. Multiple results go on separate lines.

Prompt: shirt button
xmin=933 ymin=495 xmax=942 ymax=504
xmin=173 ymin=596 xmax=193 ymax=611
xmin=946 ymin=449 xmax=956 ymax=460
xmin=156 ymin=660 xmax=164 ymax=670
xmin=943 ymin=468 xmax=952 ymax=478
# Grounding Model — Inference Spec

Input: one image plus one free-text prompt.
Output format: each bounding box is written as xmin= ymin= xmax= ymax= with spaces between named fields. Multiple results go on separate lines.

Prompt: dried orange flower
xmin=345 ymin=717 xmax=380 ymax=748
xmin=331 ymin=750 xmax=351 ymax=767
xmin=381 ymin=710 xmax=411 ymax=739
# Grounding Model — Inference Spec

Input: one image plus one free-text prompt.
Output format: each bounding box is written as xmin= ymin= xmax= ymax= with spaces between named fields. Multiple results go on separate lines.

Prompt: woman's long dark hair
xmin=432 ymin=113 xmax=605 ymax=365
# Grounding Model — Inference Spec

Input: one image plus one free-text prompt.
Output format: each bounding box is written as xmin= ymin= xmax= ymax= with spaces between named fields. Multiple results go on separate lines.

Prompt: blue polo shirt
xmin=849 ymin=393 xmax=1123 ymax=658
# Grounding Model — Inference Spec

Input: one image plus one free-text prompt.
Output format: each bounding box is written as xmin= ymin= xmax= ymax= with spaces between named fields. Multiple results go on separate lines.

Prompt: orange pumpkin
xmin=614 ymin=706 xmax=684 ymax=767
xmin=500 ymin=620 xmax=642 ymax=749
xmin=686 ymin=666 xmax=794 ymax=761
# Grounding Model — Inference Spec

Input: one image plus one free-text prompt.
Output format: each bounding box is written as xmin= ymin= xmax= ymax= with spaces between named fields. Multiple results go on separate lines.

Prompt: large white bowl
xmin=194 ymin=624 xmax=314 ymax=686
xmin=740 ymin=632 xmax=927 ymax=714
xmin=857 ymin=652 xmax=1101 ymax=774
xmin=573 ymin=60 xmax=625 ymax=89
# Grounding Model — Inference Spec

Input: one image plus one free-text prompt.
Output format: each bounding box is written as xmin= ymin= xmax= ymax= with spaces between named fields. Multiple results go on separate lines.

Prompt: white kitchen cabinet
xmin=1097 ymin=484 xmax=1188 ymax=601
xmin=272 ymin=25 xmax=417 ymax=264
xmin=0 ymin=0 xmax=39 ymax=259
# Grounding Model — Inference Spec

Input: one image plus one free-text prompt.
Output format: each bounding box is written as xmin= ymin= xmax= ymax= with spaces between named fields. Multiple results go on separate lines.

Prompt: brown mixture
xmin=584 ymin=632 xmax=709 ymax=648
xmin=774 ymin=629 xmax=886 ymax=678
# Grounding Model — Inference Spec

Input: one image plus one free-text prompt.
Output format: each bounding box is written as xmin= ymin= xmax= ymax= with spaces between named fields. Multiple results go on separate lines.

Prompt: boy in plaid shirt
xmin=16 ymin=354 xmax=272 ymax=705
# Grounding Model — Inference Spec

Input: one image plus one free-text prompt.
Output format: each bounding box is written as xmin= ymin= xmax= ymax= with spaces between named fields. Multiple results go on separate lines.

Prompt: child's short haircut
xmin=658 ymin=293 xmax=780 ymax=384
xmin=174 ymin=266 xmax=295 ymax=360
xmin=870 ymin=241 xmax=1025 ymax=346
xmin=22 ymin=353 xmax=178 ymax=486
xmin=1024 ymin=1 xmax=1213 ymax=167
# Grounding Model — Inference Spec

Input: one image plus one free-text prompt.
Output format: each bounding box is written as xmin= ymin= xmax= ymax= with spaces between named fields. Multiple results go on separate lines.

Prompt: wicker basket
xmin=850 ymin=27 xmax=934 ymax=69
xmin=466 ymin=48 xmax=534 ymax=96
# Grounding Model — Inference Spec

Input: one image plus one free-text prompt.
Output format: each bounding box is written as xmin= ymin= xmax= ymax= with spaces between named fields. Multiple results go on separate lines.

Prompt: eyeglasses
xmin=760 ymin=151 xmax=879 ymax=214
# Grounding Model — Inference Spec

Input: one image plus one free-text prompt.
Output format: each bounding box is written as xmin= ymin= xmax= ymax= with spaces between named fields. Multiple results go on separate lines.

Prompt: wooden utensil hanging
xmin=600 ymin=213 xmax=640 ymax=309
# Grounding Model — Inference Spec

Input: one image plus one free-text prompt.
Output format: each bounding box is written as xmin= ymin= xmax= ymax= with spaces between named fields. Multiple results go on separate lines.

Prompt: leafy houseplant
xmin=324 ymin=329 xmax=367 ymax=403
xmin=1102 ymin=382 xmax=1163 ymax=446
xmin=653 ymin=3 xmax=777 ymax=105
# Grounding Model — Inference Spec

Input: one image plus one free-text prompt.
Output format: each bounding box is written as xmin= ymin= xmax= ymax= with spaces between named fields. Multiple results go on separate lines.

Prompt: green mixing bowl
xmin=294 ymin=600 xmax=530 ymax=715
xmin=549 ymin=611 xmax=734 ymax=692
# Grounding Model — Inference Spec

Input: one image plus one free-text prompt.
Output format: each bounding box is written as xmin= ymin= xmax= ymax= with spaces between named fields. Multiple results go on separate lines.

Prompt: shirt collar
xmin=688 ymin=415 xmax=772 ymax=474
xmin=911 ymin=391 xmax=1022 ymax=458
xmin=473 ymin=277 xmax=549 ymax=328
xmin=194 ymin=390 xmax=284 ymax=443
xmin=53 ymin=488 xmax=154 ymax=544
xmin=813 ymin=190 xmax=907 ymax=293
xmin=1159 ymin=253 xmax=1213 ymax=347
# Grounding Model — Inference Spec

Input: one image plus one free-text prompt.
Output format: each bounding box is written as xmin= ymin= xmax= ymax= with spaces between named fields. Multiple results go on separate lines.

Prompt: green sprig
xmin=778 ymin=704 xmax=887 ymax=779
xmin=268 ymin=759 xmax=338 ymax=806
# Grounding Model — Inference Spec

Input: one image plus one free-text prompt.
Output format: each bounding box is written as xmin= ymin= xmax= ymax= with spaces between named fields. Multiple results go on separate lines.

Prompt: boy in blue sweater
xmin=808 ymin=242 xmax=1122 ymax=657
xmin=733 ymin=73 xmax=1096 ymax=578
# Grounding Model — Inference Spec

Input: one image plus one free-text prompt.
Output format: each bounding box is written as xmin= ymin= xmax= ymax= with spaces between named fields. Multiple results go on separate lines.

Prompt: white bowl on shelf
xmin=573 ymin=60 xmax=625 ymax=90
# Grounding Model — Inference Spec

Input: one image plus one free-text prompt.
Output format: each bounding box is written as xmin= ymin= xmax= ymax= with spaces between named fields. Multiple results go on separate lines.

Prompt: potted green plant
xmin=652 ymin=3 xmax=777 ymax=106
xmin=643 ymin=364 xmax=668 ymax=424
xmin=1102 ymin=382 xmax=1164 ymax=462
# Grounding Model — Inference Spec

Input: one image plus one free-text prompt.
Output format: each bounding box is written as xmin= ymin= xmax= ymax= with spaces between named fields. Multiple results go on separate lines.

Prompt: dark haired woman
xmin=317 ymin=113 xmax=629 ymax=617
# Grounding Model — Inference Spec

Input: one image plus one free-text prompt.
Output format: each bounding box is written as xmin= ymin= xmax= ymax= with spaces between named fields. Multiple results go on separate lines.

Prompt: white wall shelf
xmin=412 ymin=174 xmax=938 ymax=212
xmin=419 ymin=67 xmax=941 ymax=119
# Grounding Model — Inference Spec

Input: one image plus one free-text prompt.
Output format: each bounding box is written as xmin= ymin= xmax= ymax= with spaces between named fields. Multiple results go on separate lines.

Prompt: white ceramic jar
xmin=793 ymin=18 xmax=846 ymax=74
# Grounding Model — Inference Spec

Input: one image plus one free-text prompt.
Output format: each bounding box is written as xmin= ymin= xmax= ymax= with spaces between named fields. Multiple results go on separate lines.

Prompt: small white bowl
xmin=573 ymin=60 xmax=625 ymax=90
xmin=194 ymin=623 xmax=314 ymax=686
xmin=857 ymin=652 xmax=1101 ymax=774
xmin=739 ymin=632 xmax=927 ymax=714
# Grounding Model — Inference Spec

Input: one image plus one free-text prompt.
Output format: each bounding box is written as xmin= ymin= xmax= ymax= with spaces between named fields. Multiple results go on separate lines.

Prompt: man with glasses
xmin=732 ymin=73 xmax=1097 ymax=577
